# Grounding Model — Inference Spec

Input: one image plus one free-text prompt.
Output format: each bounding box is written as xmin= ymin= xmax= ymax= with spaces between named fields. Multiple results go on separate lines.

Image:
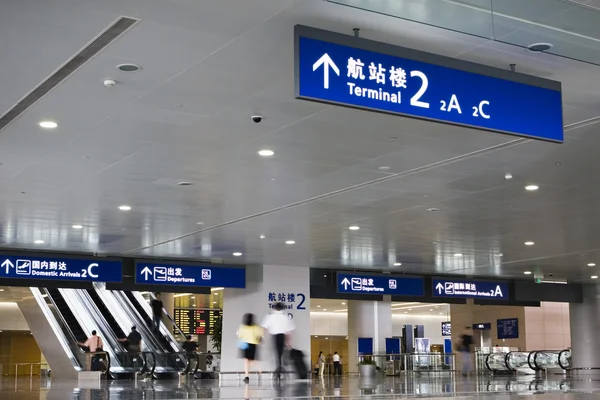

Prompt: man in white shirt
xmin=262 ymin=302 xmax=295 ymax=378
xmin=333 ymin=352 xmax=341 ymax=375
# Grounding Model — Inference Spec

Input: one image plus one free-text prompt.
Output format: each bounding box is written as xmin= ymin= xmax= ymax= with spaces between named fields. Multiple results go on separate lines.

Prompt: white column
xmin=347 ymin=297 xmax=392 ymax=373
xmin=570 ymin=284 xmax=600 ymax=369
xmin=221 ymin=265 xmax=310 ymax=373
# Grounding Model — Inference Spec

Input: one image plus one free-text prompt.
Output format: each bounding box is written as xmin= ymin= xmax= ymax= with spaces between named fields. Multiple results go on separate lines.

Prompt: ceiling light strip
xmin=0 ymin=16 xmax=138 ymax=132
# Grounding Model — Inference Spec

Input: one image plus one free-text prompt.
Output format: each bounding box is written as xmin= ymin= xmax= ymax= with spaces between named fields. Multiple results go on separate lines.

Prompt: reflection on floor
xmin=3 ymin=374 xmax=600 ymax=400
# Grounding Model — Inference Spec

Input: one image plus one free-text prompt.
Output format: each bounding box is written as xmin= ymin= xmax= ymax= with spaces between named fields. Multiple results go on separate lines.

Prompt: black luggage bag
xmin=289 ymin=348 xmax=308 ymax=379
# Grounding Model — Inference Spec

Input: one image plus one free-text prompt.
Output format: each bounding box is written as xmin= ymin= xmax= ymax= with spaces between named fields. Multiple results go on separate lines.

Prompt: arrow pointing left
xmin=141 ymin=266 xmax=152 ymax=281
xmin=2 ymin=259 xmax=13 ymax=274
xmin=313 ymin=53 xmax=339 ymax=89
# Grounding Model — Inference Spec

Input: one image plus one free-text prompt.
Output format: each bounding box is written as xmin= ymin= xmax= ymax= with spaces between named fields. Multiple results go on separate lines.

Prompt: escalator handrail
xmin=43 ymin=288 xmax=89 ymax=360
xmin=529 ymin=350 xmax=540 ymax=371
xmin=142 ymin=351 xmax=157 ymax=376
xmin=484 ymin=353 xmax=494 ymax=371
xmin=89 ymin=350 xmax=111 ymax=375
xmin=505 ymin=352 xmax=515 ymax=371
xmin=558 ymin=349 xmax=571 ymax=370
xmin=146 ymin=292 xmax=188 ymax=340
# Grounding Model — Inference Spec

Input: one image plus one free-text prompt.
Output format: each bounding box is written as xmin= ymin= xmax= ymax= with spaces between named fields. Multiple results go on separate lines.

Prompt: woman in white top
xmin=318 ymin=351 xmax=325 ymax=377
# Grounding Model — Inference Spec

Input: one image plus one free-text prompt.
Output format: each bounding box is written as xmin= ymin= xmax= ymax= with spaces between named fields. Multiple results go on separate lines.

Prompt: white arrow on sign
xmin=313 ymin=53 xmax=339 ymax=89
xmin=140 ymin=266 xmax=152 ymax=281
xmin=341 ymin=277 xmax=351 ymax=290
xmin=435 ymin=282 xmax=444 ymax=294
xmin=2 ymin=259 xmax=13 ymax=274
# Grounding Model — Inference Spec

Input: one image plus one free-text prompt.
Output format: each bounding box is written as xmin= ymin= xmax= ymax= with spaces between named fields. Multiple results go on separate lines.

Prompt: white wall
xmin=310 ymin=312 xmax=447 ymax=344
xmin=0 ymin=302 xmax=29 ymax=330
xmin=525 ymin=302 xmax=570 ymax=351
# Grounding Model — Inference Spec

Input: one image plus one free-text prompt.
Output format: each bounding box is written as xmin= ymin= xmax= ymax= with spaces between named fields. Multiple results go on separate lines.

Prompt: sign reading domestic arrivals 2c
xmin=433 ymin=279 xmax=508 ymax=300
xmin=295 ymin=25 xmax=563 ymax=142
xmin=0 ymin=255 xmax=122 ymax=283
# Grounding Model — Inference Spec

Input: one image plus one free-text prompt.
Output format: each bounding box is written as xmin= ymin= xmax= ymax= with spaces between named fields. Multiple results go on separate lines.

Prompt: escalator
xmin=123 ymin=291 xmax=172 ymax=352
xmin=86 ymin=289 xmax=126 ymax=340
xmin=46 ymin=288 xmax=87 ymax=344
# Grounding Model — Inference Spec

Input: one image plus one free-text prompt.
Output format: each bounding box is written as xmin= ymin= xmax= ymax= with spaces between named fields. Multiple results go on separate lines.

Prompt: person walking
xmin=238 ymin=313 xmax=264 ymax=383
xmin=78 ymin=330 xmax=104 ymax=371
xmin=318 ymin=351 xmax=325 ymax=377
xmin=118 ymin=326 xmax=142 ymax=353
xmin=262 ymin=302 xmax=295 ymax=379
xmin=457 ymin=326 xmax=474 ymax=376
xmin=333 ymin=352 xmax=341 ymax=376
xmin=150 ymin=292 xmax=163 ymax=333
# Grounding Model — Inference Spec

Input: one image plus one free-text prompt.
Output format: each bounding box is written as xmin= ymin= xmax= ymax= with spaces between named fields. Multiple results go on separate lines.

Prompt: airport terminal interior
xmin=4 ymin=0 xmax=600 ymax=399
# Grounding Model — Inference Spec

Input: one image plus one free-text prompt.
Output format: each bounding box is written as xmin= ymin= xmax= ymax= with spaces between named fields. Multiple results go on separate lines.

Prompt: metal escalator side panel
xmin=19 ymin=288 xmax=81 ymax=379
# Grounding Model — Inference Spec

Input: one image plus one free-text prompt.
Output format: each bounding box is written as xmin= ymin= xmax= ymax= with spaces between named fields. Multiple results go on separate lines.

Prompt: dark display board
xmin=497 ymin=318 xmax=519 ymax=339
xmin=174 ymin=308 xmax=222 ymax=335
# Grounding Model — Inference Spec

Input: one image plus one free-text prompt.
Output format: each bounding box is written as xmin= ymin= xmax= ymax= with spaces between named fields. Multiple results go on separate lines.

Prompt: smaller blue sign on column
xmin=135 ymin=262 xmax=245 ymax=288
xmin=337 ymin=273 xmax=424 ymax=296
xmin=0 ymin=255 xmax=122 ymax=283
xmin=441 ymin=322 xmax=451 ymax=337
xmin=497 ymin=318 xmax=519 ymax=339
xmin=432 ymin=279 xmax=508 ymax=300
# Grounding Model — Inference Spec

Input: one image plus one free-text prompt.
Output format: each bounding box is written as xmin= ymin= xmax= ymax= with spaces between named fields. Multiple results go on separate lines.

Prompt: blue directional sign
xmin=295 ymin=25 xmax=563 ymax=142
xmin=337 ymin=273 xmax=424 ymax=296
xmin=433 ymin=279 xmax=509 ymax=300
xmin=0 ymin=255 xmax=122 ymax=283
xmin=135 ymin=262 xmax=245 ymax=288
xmin=497 ymin=318 xmax=519 ymax=339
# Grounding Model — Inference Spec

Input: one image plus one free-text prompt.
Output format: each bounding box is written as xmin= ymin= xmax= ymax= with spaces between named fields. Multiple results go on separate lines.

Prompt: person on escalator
xmin=150 ymin=292 xmax=163 ymax=333
xmin=182 ymin=335 xmax=198 ymax=354
xmin=119 ymin=326 xmax=142 ymax=353
xmin=78 ymin=330 xmax=104 ymax=371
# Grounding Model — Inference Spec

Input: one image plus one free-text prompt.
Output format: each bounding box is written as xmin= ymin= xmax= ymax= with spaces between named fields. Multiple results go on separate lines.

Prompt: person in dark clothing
xmin=182 ymin=335 xmax=198 ymax=354
xmin=119 ymin=326 xmax=142 ymax=353
xmin=150 ymin=292 xmax=163 ymax=333
xmin=457 ymin=326 xmax=474 ymax=376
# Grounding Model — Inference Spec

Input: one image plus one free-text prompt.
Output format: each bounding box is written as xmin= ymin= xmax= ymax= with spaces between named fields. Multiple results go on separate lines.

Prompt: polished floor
xmin=3 ymin=374 xmax=600 ymax=400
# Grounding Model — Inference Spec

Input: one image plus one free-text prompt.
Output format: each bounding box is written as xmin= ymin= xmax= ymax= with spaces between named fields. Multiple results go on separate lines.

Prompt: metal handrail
xmin=558 ymin=349 xmax=570 ymax=370
xmin=87 ymin=351 xmax=111 ymax=374
xmin=141 ymin=351 xmax=156 ymax=376
xmin=146 ymin=292 xmax=188 ymax=341
xmin=528 ymin=350 xmax=539 ymax=371
xmin=10 ymin=362 xmax=50 ymax=377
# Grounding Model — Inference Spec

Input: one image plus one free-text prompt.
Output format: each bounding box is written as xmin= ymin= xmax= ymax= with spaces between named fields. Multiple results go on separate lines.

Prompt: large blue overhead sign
xmin=0 ymin=255 xmax=122 ymax=283
xmin=433 ymin=279 xmax=508 ymax=300
xmin=337 ymin=273 xmax=424 ymax=296
xmin=135 ymin=262 xmax=245 ymax=288
xmin=295 ymin=25 xmax=563 ymax=142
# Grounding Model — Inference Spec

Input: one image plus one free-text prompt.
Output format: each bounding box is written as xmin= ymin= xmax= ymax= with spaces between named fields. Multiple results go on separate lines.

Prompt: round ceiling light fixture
xmin=118 ymin=205 xmax=132 ymax=211
xmin=178 ymin=181 xmax=193 ymax=186
xmin=258 ymin=149 xmax=274 ymax=157
xmin=427 ymin=208 xmax=440 ymax=212
xmin=260 ymin=234 xmax=265 ymax=239
xmin=72 ymin=224 xmax=83 ymax=229
xmin=378 ymin=166 xmax=391 ymax=171
xmin=285 ymin=240 xmax=296 ymax=245
xmin=527 ymin=43 xmax=553 ymax=53
xmin=524 ymin=271 xmax=532 ymax=275
xmin=393 ymin=262 xmax=402 ymax=266
xmin=524 ymin=241 xmax=535 ymax=246
xmin=504 ymin=173 xmax=513 ymax=180
xmin=588 ymin=263 xmax=596 ymax=267
xmin=454 ymin=253 xmax=463 ymax=257
xmin=525 ymin=185 xmax=539 ymax=191
xmin=349 ymin=226 xmax=360 ymax=231
xmin=39 ymin=121 xmax=58 ymax=129
xmin=116 ymin=63 xmax=141 ymax=72
xmin=232 ymin=252 xmax=242 ymax=257
xmin=592 ymin=275 xmax=599 ymax=279
xmin=34 ymin=240 xmax=44 ymax=244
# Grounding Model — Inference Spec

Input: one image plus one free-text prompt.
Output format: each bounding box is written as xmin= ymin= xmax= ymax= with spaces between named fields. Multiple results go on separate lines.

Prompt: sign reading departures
xmin=337 ymin=273 xmax=424 ymax=296
xmin=135 ymin=262 xmax=245 ymax=288
xmin=295 ymin=25 xmax=563 ymax=142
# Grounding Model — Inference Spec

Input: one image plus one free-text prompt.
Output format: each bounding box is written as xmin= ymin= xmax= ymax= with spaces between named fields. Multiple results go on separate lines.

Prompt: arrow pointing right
xmin=312 ymin=53 xmax=339 ymax=89
xmin=341 ymin=277 xmax=351 ymax=290
xmin=1 ymin=259 xmax=13 ymax=274
xmin=141 ymin=266 xmax=152 ymax=281
xmin=435 ymin=283 xmax=444 ymax=294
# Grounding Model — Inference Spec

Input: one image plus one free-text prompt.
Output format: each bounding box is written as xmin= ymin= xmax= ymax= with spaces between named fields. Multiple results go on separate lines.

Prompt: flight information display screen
xmin=174 ymin=308 xmax=222 ymax=335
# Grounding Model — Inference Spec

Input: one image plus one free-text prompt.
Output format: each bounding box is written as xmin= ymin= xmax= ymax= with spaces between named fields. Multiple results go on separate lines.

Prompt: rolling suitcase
xmin=289 ymin=348 xmax=308 ymax=379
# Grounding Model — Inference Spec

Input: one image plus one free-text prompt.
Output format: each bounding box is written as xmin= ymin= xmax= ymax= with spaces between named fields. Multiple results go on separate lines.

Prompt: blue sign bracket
xmin=295 ymin=25 xmax=563 ymax=142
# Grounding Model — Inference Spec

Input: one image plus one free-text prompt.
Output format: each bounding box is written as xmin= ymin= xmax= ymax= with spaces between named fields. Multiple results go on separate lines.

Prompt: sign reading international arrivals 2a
xmin=135 ymin=262 xmax=245 ymax=288
xmin=432 ymin=279 xmax=509 ymax=300
xmin=337 ymin=273 xmax=424 ymax=296
xmin=295 ymin=25 xmax=564 ymax=142
xmin=0 ymin=255 xmax=122 ymax=283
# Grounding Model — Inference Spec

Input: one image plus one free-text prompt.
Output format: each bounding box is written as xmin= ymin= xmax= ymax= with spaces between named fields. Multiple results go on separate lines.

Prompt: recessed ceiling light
xmin=588 ymin=263 xmax=596 ymax=267
xmin=258 ymin=149 xmax=274 ymax=157
xmin=178 ymin=181 xmax=193 ymax=186
xmin=323 ymin=309 xmax=327 ymax=311
xmin=285 ymin=240 xmax=295 ymax=245
xmin=454 ymin=253 xmax=463 ymax=257
xmin=524 ymin=271 xmax=532 ymax=275
xmin=439 ymin=312 xmax=442 ymax=315
xmin=427 ymin=208 xmax=440 ymax=212
xmin=527 ymin=43 xmax=553 ymax=52
xmin=117 ymin=63 xmax=141 ymax=72
xmin=341 ymin=302 xmax=346 ymax=305
xmin=232 ymin=252 xmax=242 ymax=257
xmin=592 ymin=276 xmax=599 ymax=279
xmin=317 ymin=305 xmax=321 ymax=308
xmin=404 ymin=311 xmax=408 ymax=314
xmin=378 ymin=166 xmax=391 ymax=171
xmin=524 ymin=241 xmax=535 ymax=246
xmin=408 ymin=308 xmax=412 ymax=311
xmin=39 ymin=121 xmax=58 ymax=129
xmin=34 ymin=240 xmax=44 ymax=244
xmin=72 ymin=224 xmax=83 ymax=229
xmin=429 ymin=309 xmax=433 ymax=311
xmin=196 ymin=222 xmax=204 ymax=225
xmin=260 ymin=234 xmax=265 ymax=239
xmin=504 ymin=173 xmax=513 ymax=180
xmin=525 ymin=185 xmax=539 ymax=191
xmin=118 ymin=205 xmax=132 ymax=211
xmin=349 ymin=226 xmax=360 ymax=230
